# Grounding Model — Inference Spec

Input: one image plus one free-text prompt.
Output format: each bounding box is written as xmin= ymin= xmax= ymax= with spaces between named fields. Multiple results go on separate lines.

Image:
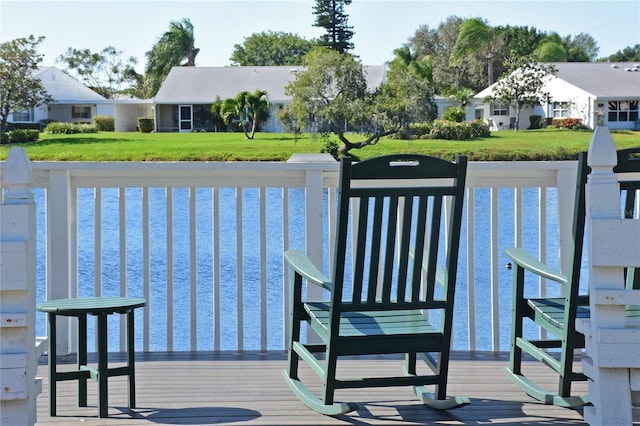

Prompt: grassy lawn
xmin=1 ymin=128 xmax=638 ymax=162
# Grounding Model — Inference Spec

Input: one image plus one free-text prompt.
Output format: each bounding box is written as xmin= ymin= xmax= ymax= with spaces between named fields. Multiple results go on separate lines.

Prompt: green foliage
xmin=137 ymin=117 xmax=154 ymax=133
xmin=1 ymin=129 xmax=39 ymax=144
xmin=144 ymin=18 xmax=199 ymax=97
xmin=93 ymin=115 xmax=115 ymax=131
xmin=528 ymin=115 xmax=543 ymax=129
xmin=605 ymin=44 xmax=640 ymax=62
xmin=313 ymin=0 xmax=354 ymax=53
xmin=220 ymin=90 xmax=269 ymax=139
xmin=534 ymin=41 xmax=567 ymax=62
xmin=230 ymin=31 xmax=318 ymax=66
xmin=0 ymin=35 xmax=53 ymax=134
xmin=443 ymin=107 xmax=466 ymax=122
xmin=58 ymin=46 xmax=139 ymax=99
xmin=428 ymin=119 xmax=490 ymax=140
xmin=44 ymin=122 xmax=98 ymax=134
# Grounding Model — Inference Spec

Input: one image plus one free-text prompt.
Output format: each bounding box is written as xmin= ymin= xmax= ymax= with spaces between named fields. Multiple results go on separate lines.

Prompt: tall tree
xmin=451 ymin=18 xmax=505 ymax=86
xmin=313 ymin=0 xmax=354 ymax=53
xmin=230 ymin=31 xmax=317 ymax=66
xmin=0 ymin=35 xmax=53 ymax=134
xmin=408 ymin=16 xmax=489 ymax=94
xmin=58 ymin=46 xmax=139 ymax=99
xmin=534 ymin=33 xmax=567 ymax=62
xmin=564 ymin=33 xmax=599 ymax=62
xmin=144 ymin=18 xmax=199 ymax=97
xmin=484 ymin=56 xmax=556 ymax=131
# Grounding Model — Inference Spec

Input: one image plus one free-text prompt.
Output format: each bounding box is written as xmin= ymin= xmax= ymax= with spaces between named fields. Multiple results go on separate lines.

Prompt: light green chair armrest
xmin=284 ymin=250 xmax=333 ymax=292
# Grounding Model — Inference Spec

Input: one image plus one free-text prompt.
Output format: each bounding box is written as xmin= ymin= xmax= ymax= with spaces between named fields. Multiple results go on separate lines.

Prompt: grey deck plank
xmin=35 ymin=351 xmax=594 ymax=425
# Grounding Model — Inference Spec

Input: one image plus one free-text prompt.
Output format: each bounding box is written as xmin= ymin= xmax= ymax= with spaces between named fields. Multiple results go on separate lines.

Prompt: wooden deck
xmin=35 ymin=351 xmax=594 ymax=425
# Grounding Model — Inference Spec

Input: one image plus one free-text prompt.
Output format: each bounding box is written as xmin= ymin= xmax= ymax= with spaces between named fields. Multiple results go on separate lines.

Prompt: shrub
xmin=7 ymin=122 xmax=42 ymax=131
xmin=528 ymin=115 xmax=543 ymax=129
xmin=93 ymin=115 xmax=115 ymax=131
xmin=469 ymin=119 xmax=491 ymax=138
xmin=551 ymin=117 xmax=586 ymax=130
xmin=4 ymin=129 xmax=39 ymax=144
xmin=137 ymin=117 xmax=154 ymax=133
xmin=443 ymin=107 xmax=466 ymax=123
xmin=45 ymin=122 xmax=98 ymax=134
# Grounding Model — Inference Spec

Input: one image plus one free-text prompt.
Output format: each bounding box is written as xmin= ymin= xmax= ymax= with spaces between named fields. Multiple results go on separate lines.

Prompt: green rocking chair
xmin=504 ymin=147 xmax=640 ymax=407
xmin=282 ymin=154 xmax=470 ymax=415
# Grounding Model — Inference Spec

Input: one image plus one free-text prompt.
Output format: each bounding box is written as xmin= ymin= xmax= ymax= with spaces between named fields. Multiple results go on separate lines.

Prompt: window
xmin=12 ymin=108 xmax=32 ymax=121
xmin=608 ymin=100 xmax=639 ymax=122
xmin=552 ymin=102 xmax=570 ymax=118
xmin=72 ymin=106 xmax=91 ymax=119
xmin=491 ymin=103 xmax=509 ymax=116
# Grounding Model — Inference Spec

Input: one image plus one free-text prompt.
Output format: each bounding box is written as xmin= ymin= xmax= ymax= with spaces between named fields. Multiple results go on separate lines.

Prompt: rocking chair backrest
xmin=330 ymin=154 xmax=468 ymax=313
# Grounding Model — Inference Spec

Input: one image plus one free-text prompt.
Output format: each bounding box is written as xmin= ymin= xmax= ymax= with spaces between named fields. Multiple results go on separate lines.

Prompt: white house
xmin=8 ymin=66 xmax=153 ymax=132
xmin=152 ymin=65 xmax=388 ymax=133
xmin=474 ymin=62 xmax=640 ymax=131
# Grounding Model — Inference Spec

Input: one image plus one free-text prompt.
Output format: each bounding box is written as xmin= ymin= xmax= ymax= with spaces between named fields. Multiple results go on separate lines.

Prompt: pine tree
xmin=312 ymin=0 xmax=354 ymax=53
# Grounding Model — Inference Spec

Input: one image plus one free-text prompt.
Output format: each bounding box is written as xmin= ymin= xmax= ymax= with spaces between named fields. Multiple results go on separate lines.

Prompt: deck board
xmin=35 ymin=351 xmax=596 ymax=425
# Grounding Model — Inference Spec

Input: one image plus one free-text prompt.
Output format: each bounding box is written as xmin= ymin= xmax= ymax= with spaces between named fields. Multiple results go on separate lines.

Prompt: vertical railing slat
xmin=466 ymin=188 xmax=476 ymax=351
xmin=189 ymin=187 xmax=197 ymax=351
xmin=142 ymin=187 xmax=150 ymax=352
xmin=119 ymin=187 xmax=127 ymax=351
xmin=166 ymin=188 xmax=174 ymax=351
xmin=212 ymin=187 xmax=221 ymax=351
xmin=259 ymin=187 xmax=267 ymax=352
xmin=490 ymin=187 xmax=500 ymax=351
xmin=236 ymin=188 xmax=244 ymax=352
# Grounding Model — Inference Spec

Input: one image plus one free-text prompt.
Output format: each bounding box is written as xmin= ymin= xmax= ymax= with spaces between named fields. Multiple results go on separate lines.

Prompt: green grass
xmin=1 ymin=128 xmax=639 ymax=161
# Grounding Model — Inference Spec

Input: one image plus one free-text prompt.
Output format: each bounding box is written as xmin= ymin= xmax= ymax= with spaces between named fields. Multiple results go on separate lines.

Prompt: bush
xmin=2 ymin=129 xmax=39 ymax=144
xmin=528 ymin=115 xmax=543 ymax=129
xmin=443 ymin=107 xmax=466 ymax=123
xmin=551 ymin=117 xmax=586 ymax=130
xmin=45 ymin=122 xmax=98 ymax=134
xmin=138 ymin=117 xmax=154 ymax=133
xmin=93 ymin=115 xmax=115 ymax=131
xmin=407 ymin=122 xmax=432 ymax=139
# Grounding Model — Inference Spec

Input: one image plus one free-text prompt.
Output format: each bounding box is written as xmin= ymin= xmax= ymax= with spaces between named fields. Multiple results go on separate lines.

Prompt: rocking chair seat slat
xmin=528 ymin=298 xmax=590 ymax=330
xmin=304 ymin=302 xmax=439 ymax=338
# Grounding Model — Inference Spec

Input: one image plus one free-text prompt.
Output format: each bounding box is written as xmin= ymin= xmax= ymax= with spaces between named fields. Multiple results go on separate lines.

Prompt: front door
xmin=179 ymin=105 xmax=192 ymax=132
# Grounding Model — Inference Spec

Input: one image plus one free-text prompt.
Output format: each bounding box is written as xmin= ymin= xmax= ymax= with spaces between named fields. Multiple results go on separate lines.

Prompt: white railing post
xmin=46 ymin=170 xmax=74 ymax=354
xmin=577 ymin=126 xmax=640 ymax=425
xmin=0 ymin=147 xmax=39 ymax=426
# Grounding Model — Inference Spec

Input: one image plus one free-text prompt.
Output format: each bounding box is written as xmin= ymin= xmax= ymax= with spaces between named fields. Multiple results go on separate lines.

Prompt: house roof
xmin=153 ymin=65 xmax=387 ymax=104
xmin=34 ymin=66 xmax=106 ymax=102
xmin=476 ymin=62 xmax=640 ymax=99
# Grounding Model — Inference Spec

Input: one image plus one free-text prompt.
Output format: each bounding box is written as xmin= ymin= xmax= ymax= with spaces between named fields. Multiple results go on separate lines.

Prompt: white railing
xmin=0 ymin=155 xmax=580 ymax=355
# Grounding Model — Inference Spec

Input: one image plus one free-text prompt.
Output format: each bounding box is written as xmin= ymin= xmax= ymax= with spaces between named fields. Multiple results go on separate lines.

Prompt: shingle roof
xmin=154 ymin=65 xmax=387 ymax=104
xmin=552 ymin=62 xmax=640 ymax=98
xmin=476 ymin=62 xmax=640 ymax=99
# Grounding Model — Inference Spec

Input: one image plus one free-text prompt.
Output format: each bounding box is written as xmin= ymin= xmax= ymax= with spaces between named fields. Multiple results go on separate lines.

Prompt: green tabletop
xmin=37 ymin=296 xmax=146 ymax=315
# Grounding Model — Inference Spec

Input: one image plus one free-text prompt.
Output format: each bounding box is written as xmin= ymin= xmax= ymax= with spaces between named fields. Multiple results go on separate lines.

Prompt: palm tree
xmin=451 ymin=18 xmax=501 ymax=86
xmin=221 ymin=90 xmax=270 ymax=139
xmin=144 ymin=18 xmax=199 ymax=97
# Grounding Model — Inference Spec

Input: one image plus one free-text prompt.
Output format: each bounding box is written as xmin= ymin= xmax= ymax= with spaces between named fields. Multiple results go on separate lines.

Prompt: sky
xmin=1 ymin=0 xmax=639 ymax=74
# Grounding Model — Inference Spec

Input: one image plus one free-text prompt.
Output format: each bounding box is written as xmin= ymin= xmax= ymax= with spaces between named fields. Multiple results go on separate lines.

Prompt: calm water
xmin=34 ymin=187 xmax=581 ymax=352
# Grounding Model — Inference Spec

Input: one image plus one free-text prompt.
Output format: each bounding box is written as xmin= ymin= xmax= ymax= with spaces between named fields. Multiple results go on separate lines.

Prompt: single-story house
xmin=474 ymin=62 xmax=640 ymax=131
xmin=7 ymin=66 xmax=153 ymax=132
xmin=153 ymin=66 xmax=465 ymax=133
xmin=152 ymin=65 xmax=388 ymax=133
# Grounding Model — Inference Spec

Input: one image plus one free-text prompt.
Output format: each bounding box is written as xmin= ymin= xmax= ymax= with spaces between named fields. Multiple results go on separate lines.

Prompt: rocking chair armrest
xmin=505 ymin=247 xmax=568 ymax=286
xmin=284 ymin=250 xmax=334 ymax=292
